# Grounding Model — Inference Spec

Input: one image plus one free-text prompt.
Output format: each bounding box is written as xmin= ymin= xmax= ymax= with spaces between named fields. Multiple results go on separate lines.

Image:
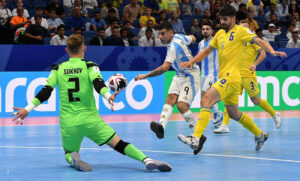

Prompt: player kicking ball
xmin=11 ymin=34 xmax=172 ymax=172
xmin=135 ymin=22 xmax=200 ymax=139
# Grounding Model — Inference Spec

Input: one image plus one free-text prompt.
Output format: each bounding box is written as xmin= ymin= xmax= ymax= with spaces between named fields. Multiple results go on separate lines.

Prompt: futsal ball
xmin=108 ymin=73 xmax=127 ymax=92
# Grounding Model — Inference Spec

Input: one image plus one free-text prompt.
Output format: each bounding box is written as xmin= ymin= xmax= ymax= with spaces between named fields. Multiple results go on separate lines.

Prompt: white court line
xmin=1 ymin=145 xmax=300 ymax=164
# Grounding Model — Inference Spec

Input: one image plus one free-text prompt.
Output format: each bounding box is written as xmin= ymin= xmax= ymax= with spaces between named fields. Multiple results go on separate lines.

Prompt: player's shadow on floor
xmin=91 ymin=164 xmax=153 ymax=172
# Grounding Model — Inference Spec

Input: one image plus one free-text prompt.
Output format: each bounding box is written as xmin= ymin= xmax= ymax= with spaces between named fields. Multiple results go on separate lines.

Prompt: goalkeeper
xmin=11 ymin=34 xmax=172 ymax=172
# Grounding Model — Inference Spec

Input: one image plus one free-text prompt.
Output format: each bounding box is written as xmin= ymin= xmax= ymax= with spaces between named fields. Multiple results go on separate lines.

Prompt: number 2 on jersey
xmin=68 ymin=78 xmax=80 ymax=102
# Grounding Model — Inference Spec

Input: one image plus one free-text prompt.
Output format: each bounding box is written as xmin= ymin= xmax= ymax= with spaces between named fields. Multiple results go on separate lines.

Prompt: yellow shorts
xmin=212 ymin=77 xmax=241 ymax=105
xmin=241 ymin=76 xmax=260 ymax=97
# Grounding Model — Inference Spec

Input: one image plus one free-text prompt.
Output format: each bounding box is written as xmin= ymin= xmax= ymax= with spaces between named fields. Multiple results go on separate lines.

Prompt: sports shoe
xmin=177 ymin=134 xmax=207 ymax=155
xmin=150 ymin=121 xmax=164 ymax=139
xmin=213 ymin=124 xmax=230 ymax=134
xmin=145 ymin=159 xmax=172 ymax=172
xmin=213 ymin=111 xmax=223 ymax=128
xmin=273 ymin=112 xmax=282 ymax=129
xmin=71 ymin=152 xmax=92 ymax=172
xmin=254 ymin=132 xmax=269 ymax=151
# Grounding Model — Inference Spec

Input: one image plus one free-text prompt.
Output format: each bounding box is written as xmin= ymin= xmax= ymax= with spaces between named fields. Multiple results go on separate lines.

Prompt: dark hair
xmin=288 ymin=23 xmax=295 ymax=27
xmin=157 ymin=21 xmax=173 ymax=31
xmin=202 ymin=22 xmax=213 ymax=29
xmin=146 ymin=28 xmax=153 ymax=33
xmin=255 ymin=28 xmax=262 ymax=33
xmin=34 ymin=15 xmax=42 ymax=20
xmin=108 ymin=8 xmax=116 ymax=13
xmin=220 ymin=4 xmax=236 ymax=17
xmin=112 ymin=26 xmax=120 ymax=31
xmin=120 ymin=28 xmax=127 ymax=33
xmin=35 ymin=6 xmax=44 ymax=10
xmin=146 ymin=19 xmax=154 ymax=24
xmin=292 ymin=31 xmax=299 ymax=35
xmin=73 ymin=27 xmax=82 ymax=32
xmin=110 ymin=17 xmax=119 ymax=25
xmin=123 ymin=21 xmax=131 ymax=25
xmin=57 ymin=24 xmax=66 ymax=31
xmin=239 ymin=3 xmax=246 ymax=8
xmin=97 ymin=27 xmax=105 ymax=32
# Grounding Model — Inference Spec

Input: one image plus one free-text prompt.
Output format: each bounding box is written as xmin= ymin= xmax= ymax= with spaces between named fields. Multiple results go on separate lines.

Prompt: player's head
xmin=66 ymin=34 xmax=86 ymax=56
xmin=239 ymin=19 xmax=250 ymax=28
xmin=219 ymin=4 xmax=236 ymax=31
xmin=157 ymin=21 xmax=173 ymax=44
xmin=201 ymin=22 xmax=213 ymax=39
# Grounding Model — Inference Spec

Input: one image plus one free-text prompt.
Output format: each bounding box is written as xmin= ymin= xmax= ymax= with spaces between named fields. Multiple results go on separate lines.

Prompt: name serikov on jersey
xmin=64 ymin=68 xmax=83 ymax=74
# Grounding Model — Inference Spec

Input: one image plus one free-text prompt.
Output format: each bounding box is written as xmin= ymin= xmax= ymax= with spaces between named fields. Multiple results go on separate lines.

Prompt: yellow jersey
xmin=239 ymin=42 xmax=261 ymax=77
xmin=209 ymin=25 xmax=257 ymax=82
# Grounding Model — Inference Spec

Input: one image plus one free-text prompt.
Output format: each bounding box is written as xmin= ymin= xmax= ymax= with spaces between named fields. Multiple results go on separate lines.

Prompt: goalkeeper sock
xmin=65 ymin=153 xmax=72 ymax=165
xmin=258 ymin=99 xmax=276 ymax=117
xmin=114 ymin=140 xmax=147 ymax=162
xmin=182 ymin=110 xmax=196 ymax=129
xmin=159 ymin=104 xmax=173 ymax=129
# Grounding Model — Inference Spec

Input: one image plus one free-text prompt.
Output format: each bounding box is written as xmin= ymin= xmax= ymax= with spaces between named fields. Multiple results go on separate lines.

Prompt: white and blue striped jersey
xmin=165 ymin=34 xmax=200 ymax=77
xmin=197 ymin=37 xmax=219 ymax=81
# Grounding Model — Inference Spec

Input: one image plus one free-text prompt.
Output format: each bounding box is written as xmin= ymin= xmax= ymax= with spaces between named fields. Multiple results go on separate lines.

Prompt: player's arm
xmin=253 ymin=37 xmax=287 ymax=57
xmin=11 ymin=65 xmax=58 ymax=124
xmin=250 ymin=49 xmax=266 ymax=71
xmin=135 ymin=61 xmax=172 ymax=80
xmin=188 ymin=35 xmax=196 ymax=43
xmin=180 ymin=46 xmax=214 ymax=69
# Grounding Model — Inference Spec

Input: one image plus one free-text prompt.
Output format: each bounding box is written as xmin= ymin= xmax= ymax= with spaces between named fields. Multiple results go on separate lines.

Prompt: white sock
xmin=159 ymin=104 xmax=173 ymax=129
xmin=211 ymin=103 xmax=219 ymax=119
xmin=182 ymin=110 xmax=196 ymax=129
xmin=143 ymin=158 xmax=152 ymax=164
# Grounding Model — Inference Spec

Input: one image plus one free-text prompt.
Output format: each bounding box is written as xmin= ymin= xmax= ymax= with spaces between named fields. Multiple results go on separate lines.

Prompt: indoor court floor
xmin=1 ymin=111 xmax=300 ymax=181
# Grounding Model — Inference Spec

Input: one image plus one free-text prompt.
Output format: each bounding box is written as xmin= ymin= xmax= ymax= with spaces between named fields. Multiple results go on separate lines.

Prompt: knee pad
xmin=114 ymin=140 xmax=129 ymax=155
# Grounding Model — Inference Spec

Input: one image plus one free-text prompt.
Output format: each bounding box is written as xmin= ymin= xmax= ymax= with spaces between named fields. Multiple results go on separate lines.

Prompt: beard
xmin=203 ymin=34 xmax=210 ymax=39
xmin=221 ymin=23 xmax=229 ymax=30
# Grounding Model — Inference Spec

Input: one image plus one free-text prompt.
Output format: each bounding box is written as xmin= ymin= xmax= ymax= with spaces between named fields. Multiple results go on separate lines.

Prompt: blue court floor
xmin=1 ymin=117 xmax=300 ymax=181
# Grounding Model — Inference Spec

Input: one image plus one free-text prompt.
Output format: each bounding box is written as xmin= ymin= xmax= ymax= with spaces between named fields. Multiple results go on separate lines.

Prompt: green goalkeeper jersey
xmin=32 ymin=57 xmax=109 ymax=128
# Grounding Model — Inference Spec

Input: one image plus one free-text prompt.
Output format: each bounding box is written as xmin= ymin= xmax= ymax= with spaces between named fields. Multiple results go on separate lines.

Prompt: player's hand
xmin=180 ymin=61 xmax=193 ymax=70
xmin=134 ymin=74 xmax=147 ymax=81
xmin=270 ymin=51 xmax=287 ymax=58
xmin=108 ymin=92 xmax=119 ymax=112
xmin=249 ymin=64 xmax=257 ymax=71
xmin=10 ymin=107 xmax=29 ymax=125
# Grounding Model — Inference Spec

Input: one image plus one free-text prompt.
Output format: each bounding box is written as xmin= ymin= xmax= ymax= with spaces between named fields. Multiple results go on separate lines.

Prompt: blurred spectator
xmin=91 ymin=11 xmax=106 ymax=31
xmin=67 ymin=7 xmax=85 ymax=31
xmin=47 ymin=9 xmax=64 ymax=33
xmin=12 ymin=0 xmax=29 ymax=18
xmin=69 ymin=0 xmax=88 ymax=18
xmin=105 ymin=18 xmax=120 ymax=37
xmin=265 ymin=3 xmax=280 ymax=22
xmin=181 ymin=0 xmax=192 ymax=15
xmin=292 ymin=12 xmax=300 ymax=30
xmin=73 ymin=27 xmax=82 ymax=35
xmin=266 ymin=13 xmax=281 ymax=29
xmin=277 ymin=0 xmax=290 ymax=19
xmin=23 ymin=15 xmax=48 ymax=44
xmin=246 ymin=11 xmax=259 ymax=31
xmin=289 ymin=0 xmax=300 ymax=15
xmin=230 ymin=0 xmax=240 ymax=11
xmin=138 ymin=28 xmax=161 ymax=46
xmin=50 ymin=24 xmax=67 ymax=45
xmin=103 ymin=8 xmax=119 ymax=25
xmin=157 ymin=0 xmax=168 ymax=14
xmin=139 ymin=8 xmax=156 ymax=27
xmin=104 ymin=26 xmax=125 ymax=46
xmin=101 ymin=0 xmax=119 ymax=18
xmin=89 ymin=27 xmax=105 ymax=45
xmin=63 ymin=0 xmax=76 ymax=8
xmin=30 ymin=7 xmax=48 ymax=29
xmin=211 ymin=0 xmax=221 ymax=19
xmin=195 ymin=0 xmax=210 ymax=16
xmin=286 ymin=31 xmax=300 ymax=48
xmin=82 ymin=0 xmax=98 ymax=10
xmin=123 ymin=21 xmax=136 ymax=40
xmin=262 ymin=23 xmax=281 ymax=41
xmin=286 ymin=23 xmax=299 ymax=40
xmin=256 ymin=28 xmax=269 ymax=42
xmin=0 ymin=0 xmax=12 ymax=23
xmin=156 ymin=11 xmax=167 ymax=25
xmin=143 ymin=0 xmax=159 ymax=14
xmin=138 ymin=19 xmax=158 ymax=39
xmin=247 ymin=0 xmax=264 ymax=17
xmin=123 ymin=0 xmax=141 ymax=24
xmin=190 ymin=18 xmax=201 ymax=38
xmin=46 ymin=0 xmax=65 ymax=18
xmin=166 ymin=0 xmax=180 ymax=15
xmin=169 ymin=11 xmax=185 ymax=34
xmin=10 ymin=7 xmax=30 ymax=29
xmin=120 ymin=28 xmax=134 ymax=46
xmin=236 ymin=3 xmax=247 ymax=22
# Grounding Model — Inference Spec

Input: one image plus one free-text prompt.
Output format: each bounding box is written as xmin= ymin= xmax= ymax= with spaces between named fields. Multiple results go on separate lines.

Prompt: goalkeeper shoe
xmin=255 ymin=132 xmax=269 ymax=151
xmin=150 ymin=121 xmax=164 ymax=139
xmin=177 ymin=134 xmax=207 ymax=155
xmin=71 ymin=152 xmax=92 ymax=172
xmin=144 ymin=159 xmax=172 ymax=172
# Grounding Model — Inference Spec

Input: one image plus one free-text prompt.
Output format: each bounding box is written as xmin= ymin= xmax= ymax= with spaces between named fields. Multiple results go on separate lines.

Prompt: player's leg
xmin=150 ymin=93 xmax=178 ymax=139
xmin=214 ymin=107 xmax=230 ymax=134
xmin=177 ymin=101 xmax=196 ymax=128
xmin=61 ymin=126 xmax=92 ymax=172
